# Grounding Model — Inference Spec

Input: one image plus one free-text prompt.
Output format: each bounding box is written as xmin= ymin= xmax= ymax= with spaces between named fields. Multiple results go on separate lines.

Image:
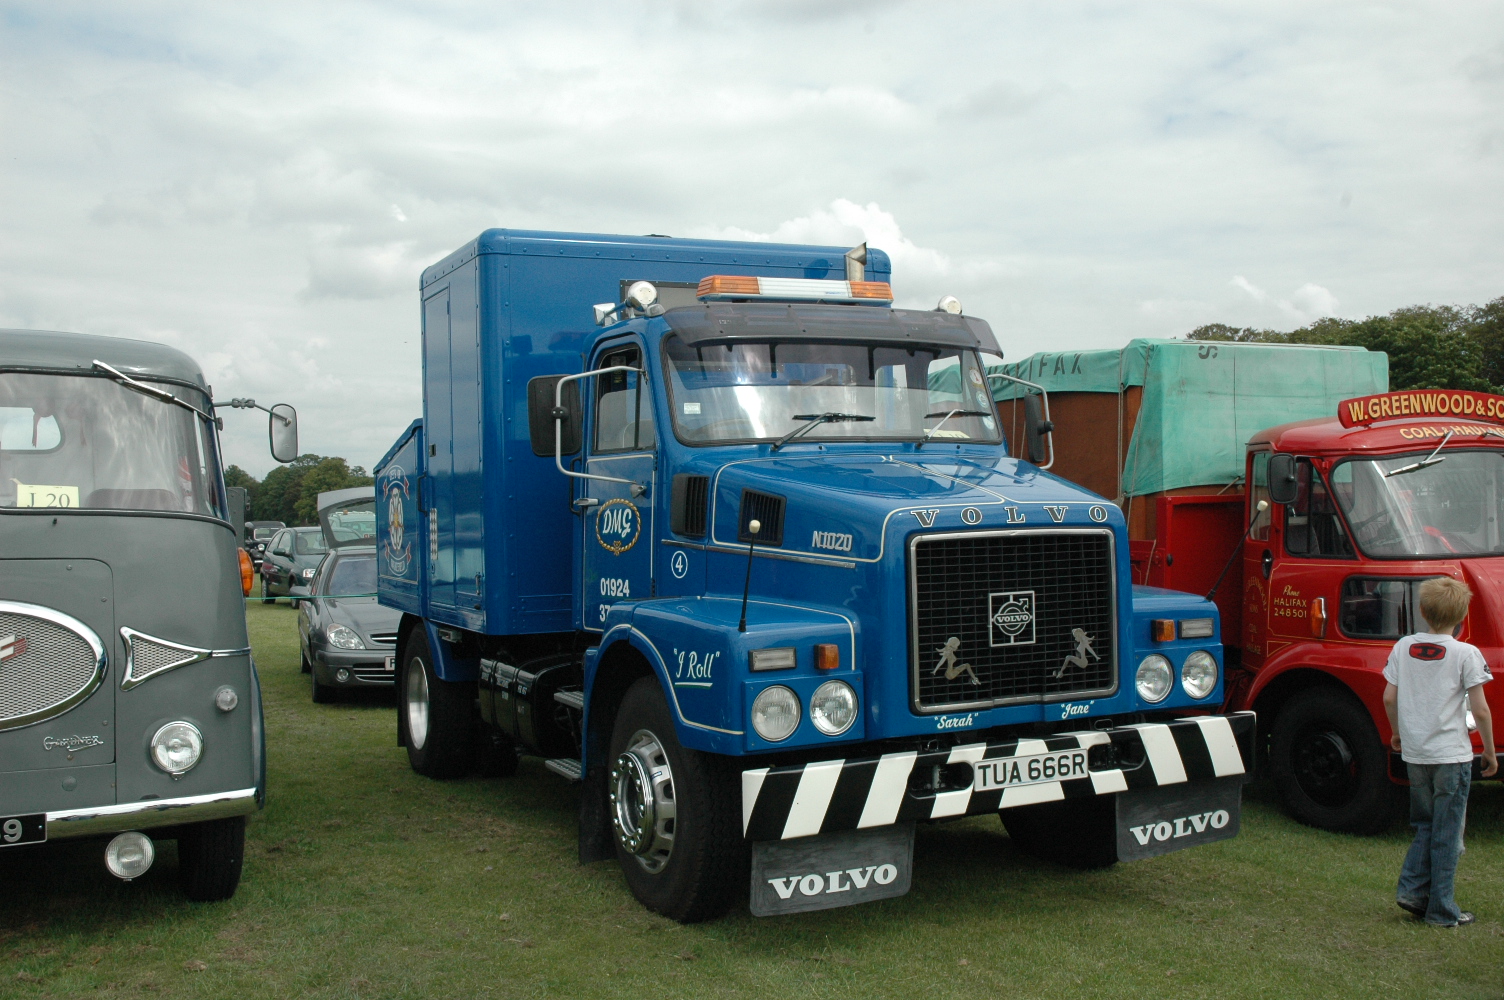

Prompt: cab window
xmin=594 ymin=345 xmax=655 ymax=453
xmin=1249 ymin=451 xmax=1271 ymax=542
xmin=1339 ymin=577 xmax=1437 ymax=639
xmin=1284 ymin=459 xmax=1354 ymax=558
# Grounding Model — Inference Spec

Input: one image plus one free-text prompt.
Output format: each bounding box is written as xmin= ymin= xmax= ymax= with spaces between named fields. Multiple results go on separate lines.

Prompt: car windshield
xmin=325 ymin=554 xmax=376 ymax=596
xmin=254 ymin=527 xmax=278 ymax=539
xmin=324 ymin=501 xmax=376 ymax=545
xmin=295 ymin=530 xmax=328 ymax=556
xmin=662 ymin=336 xmax=1002 ymax=445
xmin=1332 ymin=450 xmax=1504 ymax=558
xmin=0 ymin=371 xmax=224 ymax=517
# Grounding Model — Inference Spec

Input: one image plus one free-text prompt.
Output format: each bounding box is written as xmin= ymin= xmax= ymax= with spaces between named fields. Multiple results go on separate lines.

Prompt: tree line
xmin=225 ymin=455 xmax=374 ymax=527
xmin=1186 ymin=296 xmax=1504 ymax=394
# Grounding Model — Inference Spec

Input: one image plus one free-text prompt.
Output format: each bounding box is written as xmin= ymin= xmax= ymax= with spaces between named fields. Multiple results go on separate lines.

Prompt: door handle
xmin=1261 ymin=549 xmax=1273 ymax=579
xmin=572 ymin=497 xmax=599 ymax=511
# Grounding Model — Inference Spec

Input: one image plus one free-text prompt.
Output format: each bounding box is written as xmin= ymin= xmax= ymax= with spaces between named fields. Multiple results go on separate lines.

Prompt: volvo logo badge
xmin=988 ymin=591 xmax=1036 ymax=646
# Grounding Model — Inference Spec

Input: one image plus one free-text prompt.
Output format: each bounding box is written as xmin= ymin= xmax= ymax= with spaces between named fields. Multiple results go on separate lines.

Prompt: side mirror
xmin=269 ymin=404 xmax=299 ymax=464
xmin=527 ymin=376 xmax=581 ymax=457
xmin=1268 ymin=453 xmax=1299 ymax=505
xmin=1024 ymin=394 xmax=1054 ymax=465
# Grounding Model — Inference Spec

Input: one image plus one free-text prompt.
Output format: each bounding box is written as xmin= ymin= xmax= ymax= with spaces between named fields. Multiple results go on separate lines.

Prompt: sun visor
xmin=662 ymin=303 xmax=999 ymax=354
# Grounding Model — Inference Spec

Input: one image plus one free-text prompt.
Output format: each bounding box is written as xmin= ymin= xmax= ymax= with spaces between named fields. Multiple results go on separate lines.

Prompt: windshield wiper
xmin=917 ymin=409 xmax=992 ymax=449
xmin=93 ymin=360 xmax=214 ymax=424
xmin=1383 ymin=430 xmax=1453 ymax=478
xmin=770 ymin=412 xmax=875 ymax=451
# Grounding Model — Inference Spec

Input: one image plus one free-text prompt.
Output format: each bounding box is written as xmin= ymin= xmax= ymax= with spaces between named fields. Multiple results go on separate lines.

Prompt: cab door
xmin=1266 ymin=457 xmax=1356 ymax=649
xmin=581 ymin=340 xmax=656 ymax=633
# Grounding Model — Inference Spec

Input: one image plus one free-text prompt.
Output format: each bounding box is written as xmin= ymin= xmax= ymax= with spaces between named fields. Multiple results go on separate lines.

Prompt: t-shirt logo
xmin=1408 ymin=642 xmax=1446 ymax=661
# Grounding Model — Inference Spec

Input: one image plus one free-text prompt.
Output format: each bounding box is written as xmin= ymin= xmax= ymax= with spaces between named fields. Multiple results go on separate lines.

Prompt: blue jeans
xmin=1397 ymin=761 xmax=1472 ymax=925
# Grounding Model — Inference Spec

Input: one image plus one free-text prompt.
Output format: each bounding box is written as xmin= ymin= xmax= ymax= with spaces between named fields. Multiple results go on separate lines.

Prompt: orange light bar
xmin=849 ymin=281 xmax=892 ymax=299
xmin=238 ymin=548 xmax=255 ymax=597
xmin=697 ymin=275 xmax=760 ymax=297
xmin=1309 ymin=597 xmax=1327 ymax=638
xmin=1151 ymin=619 xmax=1175 ymax=642
xmin=814 ymin=643 xmax=840 ymax=670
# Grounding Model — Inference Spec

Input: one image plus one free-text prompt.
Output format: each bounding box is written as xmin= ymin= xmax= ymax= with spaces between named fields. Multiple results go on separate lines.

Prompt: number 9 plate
xmin=0 ymin=814 xmax=46 ymax=847
xmin=973 ymin=750 xmax=1089 ymax=791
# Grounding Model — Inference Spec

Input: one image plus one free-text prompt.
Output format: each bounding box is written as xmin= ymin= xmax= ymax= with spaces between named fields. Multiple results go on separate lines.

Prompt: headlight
xmin=751 ymin=685 xmax=800 ymax=742
xmin=1181 ymin=650 xmax=1219 ymax=699
xmin=810 ymin=680 xmax=857 ymax=736
xmin=302 ymin=568 xmax=316 ymax=580
xmin=105 ymin=832 xmax=155 ymax=880
xmin=150 ymin=721 xmax=203 ymax=775
xmin=326 ymin=624 xmax=364 ymax=649
xmin=1135 ymin=654 xmax=1173 ymax=703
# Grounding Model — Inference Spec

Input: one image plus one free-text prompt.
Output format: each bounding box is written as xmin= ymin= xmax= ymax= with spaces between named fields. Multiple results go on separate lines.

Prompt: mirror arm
xmin=986 ymin=371 xmax=1054 ymax=469
xmin=554 ymin=366 xmax=648 ymax=498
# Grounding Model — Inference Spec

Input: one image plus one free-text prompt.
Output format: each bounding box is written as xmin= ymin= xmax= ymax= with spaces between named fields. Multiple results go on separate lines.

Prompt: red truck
xmin=994 ymin=340 xmax=1504 ymax=832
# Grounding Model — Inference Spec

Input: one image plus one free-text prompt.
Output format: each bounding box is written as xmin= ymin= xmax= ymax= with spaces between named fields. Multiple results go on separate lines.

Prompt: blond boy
xmin=1382 ymin=576 xmax=1497 ymax=927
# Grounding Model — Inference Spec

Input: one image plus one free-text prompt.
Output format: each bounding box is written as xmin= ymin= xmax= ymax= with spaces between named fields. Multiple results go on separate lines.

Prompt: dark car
xmin=297 ymin=547 xmax=399 ymax=701
xmin=244 ymin=520 xmax=285 ymax=561
xmin=259 ymin=526 xmax=327 ymax=603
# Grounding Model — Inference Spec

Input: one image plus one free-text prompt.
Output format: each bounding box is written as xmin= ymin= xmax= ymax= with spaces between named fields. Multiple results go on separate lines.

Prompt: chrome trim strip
xmin=119 ymin=627 xmax=252 ymax=690
xmin=0 ymin=599 xmax=108 ymax=732
xmin=46 ymin=787 xmax=259 ymax=839
xmin=907 ymin=527 xmax=1120 ymax=714
xmin=660 ymin=537 xmax=856 ymax=569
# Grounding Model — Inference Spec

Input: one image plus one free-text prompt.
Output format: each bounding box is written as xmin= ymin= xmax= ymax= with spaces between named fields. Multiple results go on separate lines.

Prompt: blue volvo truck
xmin=374 ymin=229 xmax=1255 ymax=921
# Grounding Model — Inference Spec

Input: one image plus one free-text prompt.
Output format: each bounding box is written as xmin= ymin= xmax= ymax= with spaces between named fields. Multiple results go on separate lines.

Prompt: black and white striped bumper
xmin=742 ymin=712 xmax=1255 ymax=841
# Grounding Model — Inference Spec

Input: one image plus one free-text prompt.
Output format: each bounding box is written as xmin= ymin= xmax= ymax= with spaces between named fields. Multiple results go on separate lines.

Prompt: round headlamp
xmin=1181 ymin=650 xmax=1219 ymax=700
xmin=810 ymin=680 xmax=857 ymax=736
xmin=1135 ymin=654 xmax=1173 ymax=703
xmin=326 ymin=624 xmax=364 ymax=650
xmin=626 ymin=280 xmax=658 ymax=309
xmin=751 ymin=685 xmax=800 ymax=742
xmin=150 ymin=721 xmax=203 ymax=775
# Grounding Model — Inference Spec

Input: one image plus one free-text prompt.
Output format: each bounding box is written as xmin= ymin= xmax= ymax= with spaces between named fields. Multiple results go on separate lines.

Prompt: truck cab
xmin=0 ymin=327 xmax=297 ymax=898
xmin=1229 ymin=398 xmax=1504 ymax=831
xmin=376 ymin=230 xmax=1254 ymax=921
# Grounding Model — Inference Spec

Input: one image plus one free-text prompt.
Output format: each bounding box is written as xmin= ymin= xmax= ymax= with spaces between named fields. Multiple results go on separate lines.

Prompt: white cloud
xmin=1231 ymin=275 xmax=1269 ymax=303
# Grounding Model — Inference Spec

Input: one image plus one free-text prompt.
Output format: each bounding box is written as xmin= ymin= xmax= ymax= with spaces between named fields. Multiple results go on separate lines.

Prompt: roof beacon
xmin=936 ymin=295 xmax=963 ymax=315
xmin=695 ymin=275 xmax=893 ymax=305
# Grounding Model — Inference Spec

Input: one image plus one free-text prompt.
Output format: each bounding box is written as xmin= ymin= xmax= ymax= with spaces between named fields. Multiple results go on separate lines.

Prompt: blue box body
xmin=375 ymin=229 xmax=1224 ymax=768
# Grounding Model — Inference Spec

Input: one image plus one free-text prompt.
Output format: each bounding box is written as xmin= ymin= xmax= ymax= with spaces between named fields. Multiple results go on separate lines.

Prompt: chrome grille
xmin=368 ymin=632 xmax=398 ymax=647
xmin=909 ymin=529 xmax=1117 ymax=712
xmin=127 ymin=635 xmax=203 ymax=679
xmin=0 ymin=603 xmax=107 ymax=731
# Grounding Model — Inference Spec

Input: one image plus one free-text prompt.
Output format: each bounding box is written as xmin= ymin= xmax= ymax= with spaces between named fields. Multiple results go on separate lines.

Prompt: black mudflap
xmin=749 ymin=823 xmax=915 ymax=916
xmin=1116 ymin=777 xmax=1242 ymax=862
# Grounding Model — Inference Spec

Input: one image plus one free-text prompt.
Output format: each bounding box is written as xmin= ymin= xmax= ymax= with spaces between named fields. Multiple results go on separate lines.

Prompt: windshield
xmin=662 ymin=336 xmax=1002 ymax=446
xmin=1332 ymin=450 xmax=1504 ymax=558
xmin=254 ymin=527 xmax=278 ymax=539
xmin=295 ymin=530 xmax=329 ymax=556
xmin=322 ymin=500 xmax=377 ymax=546
xmin=325 ymin=554 xmax=376 ymax=596
xmin=0 ymin=371 xmax=224 ymax=517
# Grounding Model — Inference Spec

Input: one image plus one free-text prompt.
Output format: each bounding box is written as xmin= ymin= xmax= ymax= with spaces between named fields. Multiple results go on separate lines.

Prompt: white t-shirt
xmin=1383 ymin=632 xmax=1493 ymax=765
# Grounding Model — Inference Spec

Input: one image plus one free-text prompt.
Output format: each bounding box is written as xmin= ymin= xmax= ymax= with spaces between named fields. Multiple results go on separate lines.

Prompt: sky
xmin=2 ymin=1 xmax=1501 ymax=477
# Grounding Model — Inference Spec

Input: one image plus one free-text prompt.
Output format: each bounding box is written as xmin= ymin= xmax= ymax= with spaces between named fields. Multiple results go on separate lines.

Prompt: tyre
xmin=300 ymin=651 xmax=312 ymax=675
xmin=1270 ymin=686 xmax=1394 ymax=834
xmin=401 ymin=629 xmax=474 ymax=779
xmin=1002 ymin=795 xmax=1118 ymax=869
xmin=608 ymin=676 xmax=745 ymax=923
xmin=475 ymin=727 xmax=520 ymax=778
xmin=260 ymin=576 xmax=274 ymax=605
xmin=310 ymin=663 xmax=334 ymax=704
xmin=177 ymin=816 xmax=246 ymax=902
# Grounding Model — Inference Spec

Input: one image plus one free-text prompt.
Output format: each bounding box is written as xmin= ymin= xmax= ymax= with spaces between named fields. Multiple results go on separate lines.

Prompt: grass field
xmin=4 ymin=601 xmax=1504 ymax=999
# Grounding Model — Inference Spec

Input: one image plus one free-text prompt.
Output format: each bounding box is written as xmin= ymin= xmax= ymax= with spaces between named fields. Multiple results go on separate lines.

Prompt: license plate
xmin=383 ymin=656 xmax=395 ymax=672
xmin=972 ymin=749 xmax=1089 ymax=791
xmin=0 ymin=813 xmax=46 ymax=847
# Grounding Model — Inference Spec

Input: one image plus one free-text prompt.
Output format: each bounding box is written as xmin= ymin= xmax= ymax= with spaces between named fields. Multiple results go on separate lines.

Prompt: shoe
xmin=1397 ymin=898 xmax=1428 ymax=919
xmin=1430 ymin=912 xmax=1476 ymax=928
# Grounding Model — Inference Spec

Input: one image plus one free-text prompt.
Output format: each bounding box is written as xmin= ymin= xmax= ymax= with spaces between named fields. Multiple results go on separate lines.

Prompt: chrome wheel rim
xmin=610 ymin=729 xmax=676 ymax=872
xmin=406 ymin=657 xmax=430 ymax=750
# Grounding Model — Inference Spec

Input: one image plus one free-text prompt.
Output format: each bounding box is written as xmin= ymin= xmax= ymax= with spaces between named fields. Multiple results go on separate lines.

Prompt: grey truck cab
xmin=0 ymin=328 xmax=297 ymax=900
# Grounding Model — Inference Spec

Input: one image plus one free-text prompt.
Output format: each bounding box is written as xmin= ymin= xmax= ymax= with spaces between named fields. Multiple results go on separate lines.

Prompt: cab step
xmin=553 ymin=689 xmax=585 ymax=711
xmin=544 ymin=758 xmax=582 ymax=782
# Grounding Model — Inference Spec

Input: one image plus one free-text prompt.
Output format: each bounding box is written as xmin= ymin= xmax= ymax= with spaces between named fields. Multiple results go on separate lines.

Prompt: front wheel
xmin=401 ymin=629 xmax=474 ymax=779
xmin=310 ymin=663 xmax=335 ymax=704
xmin=608 ymin=676 xmax=744 ymax=923
xmin=260 ymin=576 xmax=274 ymax=605
xmin=1002 ymin=795 xmax=1118 ymax=869
xmin=177 ymin=816 xmax=246 ymax=901
xmin=1269 ymin=686 xmax=1395 ymax=834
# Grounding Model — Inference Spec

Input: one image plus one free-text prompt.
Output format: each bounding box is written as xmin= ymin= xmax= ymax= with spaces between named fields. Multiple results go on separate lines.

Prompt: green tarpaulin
xmin=988 ymin=339 xmax=1389 ymax=496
